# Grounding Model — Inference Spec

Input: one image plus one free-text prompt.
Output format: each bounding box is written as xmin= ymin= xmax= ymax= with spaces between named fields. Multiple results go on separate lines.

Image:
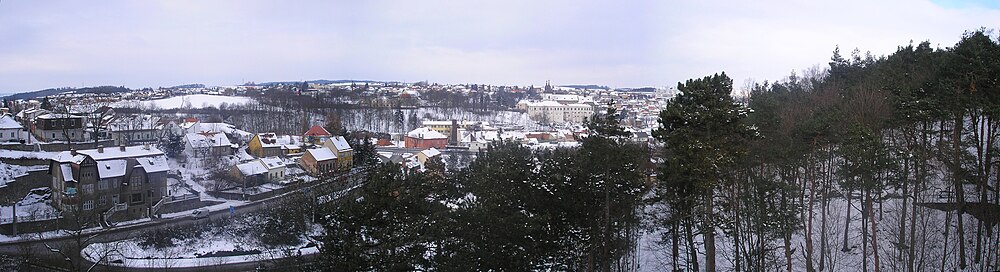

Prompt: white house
xmin=185 ymin=132 xmax=234 ymax=157
xmin=0 ymin=115 xmax=24 ymax=142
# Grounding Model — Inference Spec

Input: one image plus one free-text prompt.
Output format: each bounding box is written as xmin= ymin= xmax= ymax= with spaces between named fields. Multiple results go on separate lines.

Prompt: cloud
xmin=0 ymin=0 xmax=998 ymax=93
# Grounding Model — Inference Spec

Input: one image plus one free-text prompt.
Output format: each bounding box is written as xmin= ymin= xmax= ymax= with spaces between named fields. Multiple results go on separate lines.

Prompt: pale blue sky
xmin=0 ymin=0 xmax=998 ymax=93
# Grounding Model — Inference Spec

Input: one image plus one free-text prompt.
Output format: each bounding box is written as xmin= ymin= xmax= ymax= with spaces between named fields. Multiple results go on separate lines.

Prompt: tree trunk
xmin=704 ymin=188 xmax=717 ymax=272
xmin=867 ymin=190 xmax=881 ymax=272
xmin=685 ymin=220 xmax=699 ymax=272
xmin=671 ymin=219 xmax=679 ymax=272
xmin=952 ymin=116 xmax=968 ymax=270
xmin=842 ymin=191 xmax=852 ymax=252
xmin=805 ymin=160 xmax=817 ymax=272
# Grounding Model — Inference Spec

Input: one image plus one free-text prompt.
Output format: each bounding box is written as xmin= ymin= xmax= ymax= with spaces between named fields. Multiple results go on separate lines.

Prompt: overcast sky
xmin=1 ymin=0 xmax=999 ymax=93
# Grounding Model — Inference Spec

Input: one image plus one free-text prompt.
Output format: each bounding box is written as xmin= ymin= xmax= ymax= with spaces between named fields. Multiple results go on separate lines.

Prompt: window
xmin=98 ymin=179 xmax=109 ymax=190
xmin=112 ymin=194 xmax=119 ymax=204
xmin=111 ymin=178 xmax=119 ymax=188
xmin=82 ymin=184 xmax=94 ymax=193
xmin=131 ymin=175 xmax=142 ymax=187
xmin=83 ymin=200 xmax=93 ymax=210
xmin=130 ymin=193 xmax=143 ymax=204
xmin=99 ymin=196 xmax=107 ymax=206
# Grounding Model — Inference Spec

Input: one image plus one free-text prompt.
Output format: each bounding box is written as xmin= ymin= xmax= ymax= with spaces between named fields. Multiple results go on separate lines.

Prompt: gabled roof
xmin=186 ymin=132 xmax=232 ymax=148
xmin=305 ymin=147 xmax=337 ymax=161
xmin=236 ymin=160 xmax=268 ymax=176
xmin=0 ymin=115 xmax=23 ymax=129
xmin=327 ymin=136 xmax=352 ymax=152
xmin=304 ymin=125 xmax=331 ymax=137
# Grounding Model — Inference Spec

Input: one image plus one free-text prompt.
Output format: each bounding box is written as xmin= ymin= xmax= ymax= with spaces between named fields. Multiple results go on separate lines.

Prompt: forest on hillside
xmin=296 ymin=30 xmax=1000 ymax=271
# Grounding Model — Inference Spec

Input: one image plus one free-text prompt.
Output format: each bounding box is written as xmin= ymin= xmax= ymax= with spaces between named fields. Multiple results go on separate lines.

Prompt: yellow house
xmin=322 ymin=136 xmax=353 ymax=170
xmin=248 ymin=133 xmax=282 ymax=158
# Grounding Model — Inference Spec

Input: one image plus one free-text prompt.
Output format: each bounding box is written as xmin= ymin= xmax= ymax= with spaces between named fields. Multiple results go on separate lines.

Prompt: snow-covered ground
xmin=0 ymin=163 xmax=46 ymax=187
xmin=81 ymin=215 xmax=322 ymax=268
xmin=122 ymin=94 xmax=256 ymax=109
xmin=0 ymin=188 xmax=60 ymax=224
xmin=0 ymin=150 xmax=59 ymax=160
xmin=635 ymin=193 xmax=993 ymax=272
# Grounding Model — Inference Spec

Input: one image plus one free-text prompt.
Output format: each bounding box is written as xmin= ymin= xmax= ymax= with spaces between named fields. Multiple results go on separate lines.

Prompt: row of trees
xmin=653 ymin=30 xmax=1000 ymax=271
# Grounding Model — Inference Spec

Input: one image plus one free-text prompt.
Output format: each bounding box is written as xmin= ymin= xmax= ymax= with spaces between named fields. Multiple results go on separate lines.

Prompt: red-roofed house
xmin=303 ymin=125 xmax=332 ymax=145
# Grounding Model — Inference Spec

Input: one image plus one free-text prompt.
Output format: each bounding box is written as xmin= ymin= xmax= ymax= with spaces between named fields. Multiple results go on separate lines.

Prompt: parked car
xmin=190 ymin=208 xmax=209 ymax=219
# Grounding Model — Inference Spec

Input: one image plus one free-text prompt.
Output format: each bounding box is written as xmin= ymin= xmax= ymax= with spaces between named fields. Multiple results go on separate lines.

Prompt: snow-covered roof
xmin=135 ymin=156 xmax=170 ymax=173
xmin=306 ymin=148 xmax=337 ymax=161
xmin=420 ymin=148 xmax=441 ymax=158
xmin=36 ymin=113 xmax=84 ymax=120
xmin=254 ymin=133 xmax=300 ymax=148
xmin=186 ymin=132 xmax=232 ymax=148
xmin=406 ymin=127 xmax=447 ymax=140
xmin=327 ymin=136 xmax=352 ymax=152
xmin=259 ymin=157 xmax=285 ymax=170
xmin=527 ymin=101 xmax=563 ymax=107
xmin=54 ymin=145 xmax=165 ymax=163
xmin=236 ymin=161 xmax=268 ymax=176
xmin=97 ymin=160 xmax=127 ymax=178
xmin=60 ymin=164 xmax=75 ymax=182
xmin=0 ymin=115 xmax=23 ymax=130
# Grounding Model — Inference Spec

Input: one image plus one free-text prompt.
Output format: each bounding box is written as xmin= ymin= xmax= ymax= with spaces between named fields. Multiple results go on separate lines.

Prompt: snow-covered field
xmin=122 ymin=94 xmax=256 ymax=109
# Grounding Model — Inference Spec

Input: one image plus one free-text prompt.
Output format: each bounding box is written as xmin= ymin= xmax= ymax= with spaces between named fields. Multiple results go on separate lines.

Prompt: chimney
xmin=97 ymin=145 xmax=104 ymax=153
xmin=120 ymin=144 xmax=126 ymax=152
xmin=70 ymin=148 xmax=78 ymax=156
xmin=143 ymin=143 xmax=150 ymax=150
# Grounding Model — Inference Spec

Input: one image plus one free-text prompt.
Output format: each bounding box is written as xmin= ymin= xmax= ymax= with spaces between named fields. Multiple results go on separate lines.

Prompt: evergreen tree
xmin=653 ymin=72 xmax=753 ymax=272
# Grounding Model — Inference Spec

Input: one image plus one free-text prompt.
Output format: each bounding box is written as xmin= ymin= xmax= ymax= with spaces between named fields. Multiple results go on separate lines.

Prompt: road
xmin=0 ymin=168 xmax=369 ymax=270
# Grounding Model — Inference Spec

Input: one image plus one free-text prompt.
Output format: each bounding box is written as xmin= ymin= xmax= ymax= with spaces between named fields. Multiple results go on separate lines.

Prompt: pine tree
xmin=654 ymin=72 xmax=752 ymax=272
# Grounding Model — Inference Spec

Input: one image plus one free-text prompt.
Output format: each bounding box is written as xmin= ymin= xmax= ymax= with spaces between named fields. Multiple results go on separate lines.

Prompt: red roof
xmin=184 ymin=117 xmax=199 ymax=123
xmin=304 ymin=125 xmax=331 ymax=137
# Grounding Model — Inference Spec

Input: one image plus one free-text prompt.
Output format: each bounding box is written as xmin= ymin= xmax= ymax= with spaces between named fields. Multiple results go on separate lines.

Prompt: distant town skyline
xmin=1 ymin=0 xmax=999 ymax=93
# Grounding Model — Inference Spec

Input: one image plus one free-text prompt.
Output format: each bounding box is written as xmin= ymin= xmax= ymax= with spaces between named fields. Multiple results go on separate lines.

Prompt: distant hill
xmin=4 ymin=86 xmax=133 ymax=100
xmin=559 ymin=85 xmax=610 ymax=90
xmin=614 ymin=87 xmax=656 ymax=92
xmin=254 ymin=79 xmax=390 ymax=86
xmin=171 ymin=83 xmax=205 ymax=89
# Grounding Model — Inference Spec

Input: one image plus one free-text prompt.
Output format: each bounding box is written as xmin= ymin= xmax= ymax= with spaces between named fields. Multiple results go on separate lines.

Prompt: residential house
xmin=232 ymin=157 xmax=287 ymax=185
xmin=299 ymin=147 xmax=337 ymax=176
xmin=248 ymin=133 xmax=302 ymax=157
xmin=109 ymin=115 xmax=161 ymax=146
xmin=0 ymin=115 xmax=24 ymax=143
xmin=49 ymin=145 xmax=170 ymax=222
xmin=322 ymin=136 xmax=353 ymax=170
xmin=303 ymin=125 xmax=332 ymax=145
xmin=416 ymin=148 xmax=441 ymax=165
xmin=404 ymin=127 xmax=447 ymax=149
xmin=34 ymin=113 xmax=87 ymax=142
xmin=185 ymin=132 xmax=234 ymax=157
